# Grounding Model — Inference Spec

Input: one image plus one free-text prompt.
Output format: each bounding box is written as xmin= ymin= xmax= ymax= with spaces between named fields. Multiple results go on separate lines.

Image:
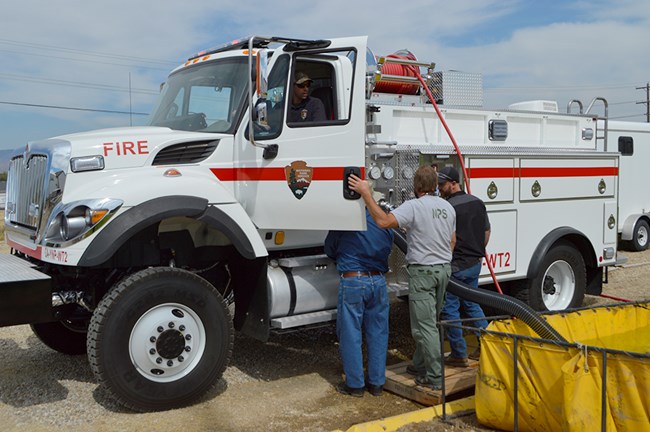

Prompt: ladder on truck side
xmin=568 ymin=96 xmax=609 ymax=151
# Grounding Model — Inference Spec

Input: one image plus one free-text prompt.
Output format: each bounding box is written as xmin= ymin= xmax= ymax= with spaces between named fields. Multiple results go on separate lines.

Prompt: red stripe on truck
xmin=210 ymin=166 xmax=365 ymax=181
xmin=469 ymin=166 xmax=618 ymax=178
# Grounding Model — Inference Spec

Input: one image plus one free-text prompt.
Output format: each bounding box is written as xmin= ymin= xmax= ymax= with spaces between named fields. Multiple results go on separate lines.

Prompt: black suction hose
xmin=446 ymin=279 xmax=566 ymax=343
xmin=391 ymin=228 xmax=567 ymax=343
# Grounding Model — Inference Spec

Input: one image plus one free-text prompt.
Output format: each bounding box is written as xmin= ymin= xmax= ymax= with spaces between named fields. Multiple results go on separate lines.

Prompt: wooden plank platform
xmin=384 ymin=359 xmax=479 ymax=406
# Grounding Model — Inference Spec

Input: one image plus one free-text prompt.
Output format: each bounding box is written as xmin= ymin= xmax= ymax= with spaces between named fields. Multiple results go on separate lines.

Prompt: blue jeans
xmin=336 ymin=274 xmax=389 ymax=389
xmin=441 ymin=261 xmax=488 ymax=359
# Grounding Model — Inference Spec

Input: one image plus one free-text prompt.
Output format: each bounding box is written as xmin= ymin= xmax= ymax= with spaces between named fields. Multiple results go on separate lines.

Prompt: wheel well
xmin=90 ymin=215 xmax=269 ymax=339
xmin=620 ymin=214 xmax=650 ymax=241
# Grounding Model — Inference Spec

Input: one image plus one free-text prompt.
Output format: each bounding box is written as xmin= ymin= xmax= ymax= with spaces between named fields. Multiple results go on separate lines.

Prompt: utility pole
xmin=637 ymin=83 xmax=650 ymax=123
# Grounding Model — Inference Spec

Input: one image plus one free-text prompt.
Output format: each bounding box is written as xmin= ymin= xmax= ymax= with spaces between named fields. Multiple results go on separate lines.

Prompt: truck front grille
xmin=6 ymin=154 xmax=49 ymax=232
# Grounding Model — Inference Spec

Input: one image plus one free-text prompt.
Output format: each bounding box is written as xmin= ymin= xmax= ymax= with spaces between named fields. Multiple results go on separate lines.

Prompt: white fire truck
xmin=1 ymin=36 xmax=619 ymax=411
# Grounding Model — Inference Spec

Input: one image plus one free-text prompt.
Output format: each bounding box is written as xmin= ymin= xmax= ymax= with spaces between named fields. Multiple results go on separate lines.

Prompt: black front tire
xmin=31 ymin=320 xmax=88 ymax=355
xmin=513 ymin=241 xmax=586 ymax=311
xmin=87 ymin=267 xmax=233 ymax=412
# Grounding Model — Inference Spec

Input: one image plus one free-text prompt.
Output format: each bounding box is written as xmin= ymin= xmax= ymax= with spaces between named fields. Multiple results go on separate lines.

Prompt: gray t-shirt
xmin=392 ymin=195 xmax=456 ymax=265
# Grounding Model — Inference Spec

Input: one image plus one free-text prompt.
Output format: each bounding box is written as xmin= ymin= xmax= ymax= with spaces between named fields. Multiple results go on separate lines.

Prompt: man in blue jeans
xmin=438 ymin=166 xmax=490 ymax=366
xmin=325 ymin=209 xmax=394 ymax=397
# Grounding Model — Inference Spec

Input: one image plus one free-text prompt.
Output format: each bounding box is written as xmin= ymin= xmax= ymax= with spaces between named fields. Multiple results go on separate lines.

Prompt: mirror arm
xmin=247 ymin=36 xmax=276 ymax=159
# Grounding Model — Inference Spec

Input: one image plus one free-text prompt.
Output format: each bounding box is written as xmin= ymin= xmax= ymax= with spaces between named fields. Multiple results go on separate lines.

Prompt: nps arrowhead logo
xmin=285 ymin=160 xmax=313 ymax=200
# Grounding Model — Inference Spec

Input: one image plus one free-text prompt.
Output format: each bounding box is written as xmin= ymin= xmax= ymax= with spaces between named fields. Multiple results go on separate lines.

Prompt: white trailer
xmin=606 ymin=120 xmax=650 ymax=251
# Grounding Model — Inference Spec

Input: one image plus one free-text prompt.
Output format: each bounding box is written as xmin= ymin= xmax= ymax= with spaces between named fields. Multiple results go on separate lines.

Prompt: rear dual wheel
xmin=514 ymin=241 xmax=586 ymax=311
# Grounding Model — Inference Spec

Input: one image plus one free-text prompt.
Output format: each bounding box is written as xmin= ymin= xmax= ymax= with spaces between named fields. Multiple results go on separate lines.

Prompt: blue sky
xmin=1 ymin=0 xmax=649 ymax=150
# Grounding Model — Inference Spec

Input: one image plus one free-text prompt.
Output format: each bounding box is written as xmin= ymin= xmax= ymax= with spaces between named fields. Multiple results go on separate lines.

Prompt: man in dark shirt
xmin=438 ymin=166 xmax=490 ymax=366
xmin=288 ymin=72 xmax=326 ymax=122
xmin=325 ymin=210 xmax=394 ymax=397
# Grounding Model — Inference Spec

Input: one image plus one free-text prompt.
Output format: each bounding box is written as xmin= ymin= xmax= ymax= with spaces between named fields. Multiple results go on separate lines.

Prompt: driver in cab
xmin=289 ymin=72 xmax=326 ymax=122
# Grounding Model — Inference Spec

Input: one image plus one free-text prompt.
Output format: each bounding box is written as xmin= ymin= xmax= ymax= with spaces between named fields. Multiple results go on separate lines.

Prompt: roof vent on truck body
xmin=508 ymin=100 xmax=559 ymax=113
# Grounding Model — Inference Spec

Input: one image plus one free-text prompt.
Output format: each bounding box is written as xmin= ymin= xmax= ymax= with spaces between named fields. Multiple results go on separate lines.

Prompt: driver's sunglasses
xmin=295 ymin=82 xmax=311 ymax=89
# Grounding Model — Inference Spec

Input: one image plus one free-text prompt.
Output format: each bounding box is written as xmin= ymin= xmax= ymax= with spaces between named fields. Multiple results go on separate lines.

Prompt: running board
xmin=271 ymin=310 xmax=336 ymax=329
xmin=388 ymin=282 xmax=409 ymax=299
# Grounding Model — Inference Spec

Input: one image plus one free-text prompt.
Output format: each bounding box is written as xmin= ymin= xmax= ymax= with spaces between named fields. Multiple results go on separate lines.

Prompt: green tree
xmin=0 ymin=172 xmax=7 ymax=181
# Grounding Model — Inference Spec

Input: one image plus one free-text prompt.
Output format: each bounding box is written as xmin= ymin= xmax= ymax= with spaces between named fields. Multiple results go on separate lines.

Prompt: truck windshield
xmin=149 ymin=58 xmax=248 ymax=133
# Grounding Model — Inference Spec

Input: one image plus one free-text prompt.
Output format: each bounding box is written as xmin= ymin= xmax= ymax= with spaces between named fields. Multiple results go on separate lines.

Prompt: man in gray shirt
xmin=348 ymin=165 xmax=456 ymax=390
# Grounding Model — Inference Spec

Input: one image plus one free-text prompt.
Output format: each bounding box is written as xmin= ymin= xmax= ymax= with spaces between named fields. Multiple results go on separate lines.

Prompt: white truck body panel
xmin=606 ymin=120 xmax=650 ymax=243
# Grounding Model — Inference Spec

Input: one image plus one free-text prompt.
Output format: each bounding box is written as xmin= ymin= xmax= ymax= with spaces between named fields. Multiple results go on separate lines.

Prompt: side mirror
xmin=253 ymin=48 xmax=269 ymax=128
xmin=256 ymin=48 xmax=269 ymax=96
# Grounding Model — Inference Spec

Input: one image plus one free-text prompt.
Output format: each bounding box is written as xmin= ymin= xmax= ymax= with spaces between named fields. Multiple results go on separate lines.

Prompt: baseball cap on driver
xmin=295 ymin=71 xmax=313 ymax=85
xmin=438 ymin=166 xmax=459 ymax=184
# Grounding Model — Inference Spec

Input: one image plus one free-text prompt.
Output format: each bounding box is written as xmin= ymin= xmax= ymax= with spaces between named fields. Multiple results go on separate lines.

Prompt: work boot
xmin=365 ymin=383 xmax=383 ymax=397
xmin=336 ymin=382 xmax=364 ymax=398
xmin=468 ymin=347 xmax=481 ymax=361
xmin=444 ymin=355 xmax=469 ymax=368
xmin=414 ymin=375 xmax=442 ymax=391
xmin=405 ymin=364 xmax=425 ymax=376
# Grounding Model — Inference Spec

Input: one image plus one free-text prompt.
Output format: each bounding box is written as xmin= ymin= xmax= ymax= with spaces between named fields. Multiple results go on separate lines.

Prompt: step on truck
xmin=1 ymin=35 xmax=619 ymax=411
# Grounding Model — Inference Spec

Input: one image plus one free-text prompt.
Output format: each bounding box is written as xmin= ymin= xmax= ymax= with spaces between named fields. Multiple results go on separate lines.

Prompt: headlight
xmin=60 ymin=212 xmax=88 ymax=240
xmin=70 ymin=155 xmax=105 ymax=172
xmin=44 ymin=198 xmax=122 ymax=246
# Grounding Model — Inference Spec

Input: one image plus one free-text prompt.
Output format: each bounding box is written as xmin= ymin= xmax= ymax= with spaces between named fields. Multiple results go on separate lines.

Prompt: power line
xmin=0 ymin=48 xmax=172 ymax=72
xmin=609 ymin=113 xmax=646 ymax=120
xmin=0 ymin=38 xmax=177 ymax=66
xmin=0 ymin=73 xmax=158 ymax=95
xmin=0 ymin=100 xmax=149 ymax=116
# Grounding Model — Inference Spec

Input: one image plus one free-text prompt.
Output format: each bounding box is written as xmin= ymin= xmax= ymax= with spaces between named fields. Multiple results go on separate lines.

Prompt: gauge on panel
xmin=382 ymin=166 xmax=395 ymax=180
xmin=368 ymin=165 xmax=382 ymax=180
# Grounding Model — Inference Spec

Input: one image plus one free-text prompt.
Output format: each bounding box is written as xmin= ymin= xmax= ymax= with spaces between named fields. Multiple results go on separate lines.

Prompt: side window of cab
xmin=288 ymin=49 xmax=355 ymax=128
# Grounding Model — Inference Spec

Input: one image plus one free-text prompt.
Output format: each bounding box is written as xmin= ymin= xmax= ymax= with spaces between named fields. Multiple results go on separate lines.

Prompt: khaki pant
xmin=407 ymin=263 xmax=451 ymax=384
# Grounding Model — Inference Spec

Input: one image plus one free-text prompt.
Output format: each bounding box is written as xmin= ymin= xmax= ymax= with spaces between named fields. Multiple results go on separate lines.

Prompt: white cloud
xmin=1 ymin=0 xmax=649 ymax=147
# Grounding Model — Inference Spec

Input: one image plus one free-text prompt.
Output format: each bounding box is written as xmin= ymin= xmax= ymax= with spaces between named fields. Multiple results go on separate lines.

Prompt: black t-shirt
xmin=289 ymin=97 xmax=325 ymax=122
xmin=447 ymin=190 xmax=491 ymax=272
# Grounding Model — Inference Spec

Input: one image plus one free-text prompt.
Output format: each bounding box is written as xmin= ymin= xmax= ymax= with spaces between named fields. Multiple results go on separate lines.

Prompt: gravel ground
xmin=1 ymin=213 xmax=649 ymax=431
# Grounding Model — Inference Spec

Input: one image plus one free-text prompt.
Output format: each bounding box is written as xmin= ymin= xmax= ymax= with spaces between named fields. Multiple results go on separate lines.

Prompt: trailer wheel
xmin=630 ymin=219 xmax=650 ymax=251
xmin=31 ymin=319 xmax=88 ymax=355
xmin=87 ymin=267 xmax=233 ymax=412
xmin=514 ymin=242 xmax=586 ymax=311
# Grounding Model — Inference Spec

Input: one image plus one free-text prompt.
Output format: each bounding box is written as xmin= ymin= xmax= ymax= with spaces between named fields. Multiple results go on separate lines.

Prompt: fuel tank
xmin=267 ymin=255 xmax=339 ymax=318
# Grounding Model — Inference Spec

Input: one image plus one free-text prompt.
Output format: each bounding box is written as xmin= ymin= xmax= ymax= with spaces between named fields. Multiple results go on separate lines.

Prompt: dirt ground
xmin=1 ymin=212 xmax=649 ymax=431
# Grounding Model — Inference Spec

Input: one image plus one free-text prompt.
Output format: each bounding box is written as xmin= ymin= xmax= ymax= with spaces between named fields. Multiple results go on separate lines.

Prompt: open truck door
xmin=231 ymin=36 xmax=368 ymax=231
